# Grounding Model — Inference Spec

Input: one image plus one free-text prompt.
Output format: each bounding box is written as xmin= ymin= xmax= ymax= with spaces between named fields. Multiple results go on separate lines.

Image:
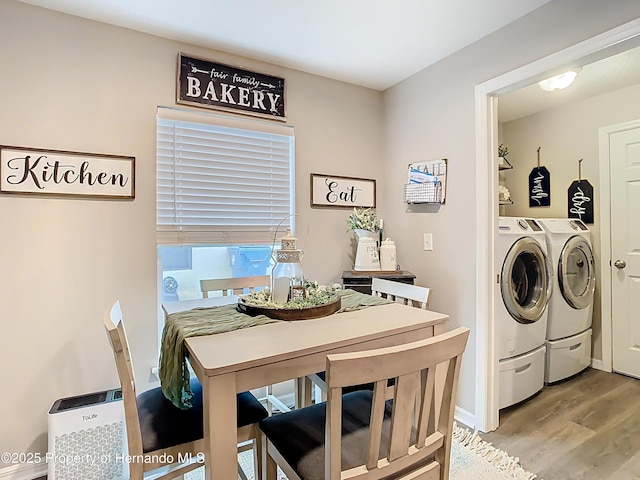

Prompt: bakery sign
xmin=177 ymin=53 xmax=286 ymax=121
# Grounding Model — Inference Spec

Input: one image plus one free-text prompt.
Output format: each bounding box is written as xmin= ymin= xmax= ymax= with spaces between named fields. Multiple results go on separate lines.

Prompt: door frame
xmin=474 ymin=18 xmax=640 ymax=433
xmin=598 ymin=118 xmax=640 ymax=374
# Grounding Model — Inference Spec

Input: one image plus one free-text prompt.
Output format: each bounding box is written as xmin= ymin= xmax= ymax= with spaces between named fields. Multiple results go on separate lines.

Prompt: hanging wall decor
xmin=0 ymin=145 xmax=135 ymax=199
xmin=177 ymin=53 xmax=286 ymax=121
xmin=529 ymin=147 xmax=551 ymax=207
xmin=567 ymin=158 xmax=593 ymax=224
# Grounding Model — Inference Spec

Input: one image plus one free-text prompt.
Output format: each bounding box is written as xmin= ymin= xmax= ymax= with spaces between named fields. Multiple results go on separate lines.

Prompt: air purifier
xmin=47 ymin=388 xmax=128 ymax=480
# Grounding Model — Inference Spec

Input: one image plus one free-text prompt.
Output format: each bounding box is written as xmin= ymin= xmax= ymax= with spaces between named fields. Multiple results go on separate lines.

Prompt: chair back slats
xmin=200 ymin=275 xmax=271 ymax=298
xmin=371 ymin=277 xmax=431 ymax=309
xmin=388 ymin=371 xmax=420 ymax=462
xmin=366 ymin=380 xmax=387 ymax=469
xmin=416 ymin=367 xmax=437 ymax=445
xmin=325 ymin=327 xmax=469 ymax=480
xmin=103 ymin=301 xmax=144 ymax=458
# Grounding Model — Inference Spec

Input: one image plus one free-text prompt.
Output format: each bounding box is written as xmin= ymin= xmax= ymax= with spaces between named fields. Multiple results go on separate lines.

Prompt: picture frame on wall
xmin=310 ymin=173 xmax=376 ymax=208
xmin=0 ymin=145 xmax=135 ymax=199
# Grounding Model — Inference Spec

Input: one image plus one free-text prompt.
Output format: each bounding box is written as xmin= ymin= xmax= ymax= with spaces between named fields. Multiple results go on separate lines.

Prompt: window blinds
xmin=156 ymin=108 xmax=294 ymax=245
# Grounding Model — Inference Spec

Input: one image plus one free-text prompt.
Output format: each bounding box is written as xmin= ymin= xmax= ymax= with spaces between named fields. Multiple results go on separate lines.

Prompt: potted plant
xmin=346 ymin=207 xmax=379 ymax=235
xmin=498 ymin=144 xmax=512 ymax=168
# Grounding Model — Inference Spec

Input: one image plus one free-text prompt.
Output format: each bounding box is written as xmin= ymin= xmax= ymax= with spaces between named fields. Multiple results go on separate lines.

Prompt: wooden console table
xmin=341 ymin=270 xmax=416 ymax=295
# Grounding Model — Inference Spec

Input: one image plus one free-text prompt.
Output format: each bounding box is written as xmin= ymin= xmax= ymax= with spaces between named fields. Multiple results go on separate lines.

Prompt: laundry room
xmin=496 ymin=44 xmax=640 ymax=400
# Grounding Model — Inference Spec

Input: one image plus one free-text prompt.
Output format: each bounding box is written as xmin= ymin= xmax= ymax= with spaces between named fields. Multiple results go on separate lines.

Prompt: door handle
xmin=614 ymin=259 xmax=627 ymax=269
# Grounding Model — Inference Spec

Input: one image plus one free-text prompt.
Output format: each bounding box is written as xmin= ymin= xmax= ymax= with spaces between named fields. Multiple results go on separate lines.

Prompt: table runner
xmin=160 ymin=289 xmax=392 ymax=409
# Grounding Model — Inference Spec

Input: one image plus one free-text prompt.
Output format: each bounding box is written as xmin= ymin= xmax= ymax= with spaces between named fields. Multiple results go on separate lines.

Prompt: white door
xmin=611 ymin=126 xmax=640 ymax=378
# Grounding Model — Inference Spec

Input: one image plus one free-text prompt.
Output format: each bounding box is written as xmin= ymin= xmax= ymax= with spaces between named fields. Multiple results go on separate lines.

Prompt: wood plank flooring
xmin=481 ymin=368 xmax=640 ymax=480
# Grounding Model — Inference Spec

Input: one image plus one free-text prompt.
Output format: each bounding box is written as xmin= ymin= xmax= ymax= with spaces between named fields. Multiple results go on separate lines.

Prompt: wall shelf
xmin=498 ymin=156 xmax=513 ymax=170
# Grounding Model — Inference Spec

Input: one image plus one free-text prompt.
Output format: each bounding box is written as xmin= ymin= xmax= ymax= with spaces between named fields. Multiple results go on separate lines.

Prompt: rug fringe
xmin=452 ymin=422 xmax=539 ymax=480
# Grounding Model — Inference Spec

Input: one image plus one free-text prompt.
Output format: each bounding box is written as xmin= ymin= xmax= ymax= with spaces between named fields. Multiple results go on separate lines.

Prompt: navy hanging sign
xmin=177 ymin=53 xmax=286 ymax=121
xmin=567 ymin=179 xmax=593 ymax=224
xmin=529 ymin=166 xmax=551 ymax=207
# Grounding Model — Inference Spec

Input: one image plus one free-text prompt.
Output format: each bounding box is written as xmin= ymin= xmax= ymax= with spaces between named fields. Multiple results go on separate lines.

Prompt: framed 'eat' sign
xmin=310 ymin=174 xmax=376 ymax=208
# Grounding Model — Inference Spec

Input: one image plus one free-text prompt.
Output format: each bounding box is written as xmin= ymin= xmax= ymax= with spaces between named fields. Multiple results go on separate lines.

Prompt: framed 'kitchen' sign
xmin=310 ymin=174 xmax=376 ymax=208
xmin=0 ymin=145 xmax=135 ymax=199
xmin=177 ymin=53 xmax=286 ymax=121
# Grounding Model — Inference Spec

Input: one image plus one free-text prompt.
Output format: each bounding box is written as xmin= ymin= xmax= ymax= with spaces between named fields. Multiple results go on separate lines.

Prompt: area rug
xmin=185 ymin=423 xmax=538 ymax=480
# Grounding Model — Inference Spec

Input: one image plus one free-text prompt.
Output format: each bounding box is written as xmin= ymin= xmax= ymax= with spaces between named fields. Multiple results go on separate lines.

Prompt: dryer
xmin=497 ymin=217 xmax=553 ymax=409
xmin=537 ymin=218 xmax=595 ymax=384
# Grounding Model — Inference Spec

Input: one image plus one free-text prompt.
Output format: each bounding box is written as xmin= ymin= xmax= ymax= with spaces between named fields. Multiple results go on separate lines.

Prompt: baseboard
xmin=591 ymin=358 xmax=604 ymax=371
xmin=0 ymin=461 xmax=46 ymax=480
xmin=454 ymin=405 xmax=475 ymax=430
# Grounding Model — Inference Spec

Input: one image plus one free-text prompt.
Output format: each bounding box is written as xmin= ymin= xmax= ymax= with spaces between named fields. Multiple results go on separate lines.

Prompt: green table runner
xmin=159 ymin=289 xmax=391 ymax=409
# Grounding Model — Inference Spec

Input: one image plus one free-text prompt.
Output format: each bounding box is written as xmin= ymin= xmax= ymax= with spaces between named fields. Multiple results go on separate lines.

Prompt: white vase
xmin=353 ymin=229 xmax=380 ymax=271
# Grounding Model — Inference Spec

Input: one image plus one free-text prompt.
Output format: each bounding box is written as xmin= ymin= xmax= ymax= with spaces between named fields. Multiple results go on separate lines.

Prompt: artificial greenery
xmin=498 ymin=144 xmax=510 ymax=158
xmin=346 ymin=207 xmax=379 ymax=232
xmin=241 ymin=281 xmax=342 ymax=309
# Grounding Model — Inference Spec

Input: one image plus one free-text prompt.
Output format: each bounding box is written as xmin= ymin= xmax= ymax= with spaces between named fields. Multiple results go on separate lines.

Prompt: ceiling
xmin=16 ymin=0 xmax=640 ymax=118
xmin=17 ymin=0 xmax=552 ymax=91
xmin=498 ymin=45 xmax=640 ymax=122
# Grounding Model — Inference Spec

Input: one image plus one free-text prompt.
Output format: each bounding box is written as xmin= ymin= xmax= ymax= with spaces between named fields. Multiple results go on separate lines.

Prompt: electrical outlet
xmin=423 ymin=233 xmax=433 ymax=251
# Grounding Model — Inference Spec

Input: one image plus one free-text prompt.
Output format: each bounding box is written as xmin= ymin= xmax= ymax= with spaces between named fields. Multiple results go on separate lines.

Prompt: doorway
xmin=475 ymin=18 xmax=640 ymax=433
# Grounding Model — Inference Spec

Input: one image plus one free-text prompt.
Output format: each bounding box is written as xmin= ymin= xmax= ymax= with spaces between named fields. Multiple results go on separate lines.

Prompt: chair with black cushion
xmin=103 ymin=300 xmax=268 ymax=480
xmin=371 ymin=277 xmax=431 ymax=308
xmin=260 ymin=327 xmax=470 ymax=480
xmin=307 ymin=278 xmax=432 ymax=403
xmin=199 ymin=275 xmax=291 ymax=415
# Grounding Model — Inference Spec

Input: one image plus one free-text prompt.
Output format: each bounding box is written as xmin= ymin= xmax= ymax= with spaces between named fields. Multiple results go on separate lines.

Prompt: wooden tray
xmin=237 ymin=296 xmax=341 ymax=321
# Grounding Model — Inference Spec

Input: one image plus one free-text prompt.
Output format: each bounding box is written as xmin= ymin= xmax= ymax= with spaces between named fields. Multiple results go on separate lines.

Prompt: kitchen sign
xmin=310 ymin=174 xmax=376 ymax=208
xmin=0 ymin=145 xmax=135 ymax=199
xmin=177 ymin=53 xmax=286 ymax=121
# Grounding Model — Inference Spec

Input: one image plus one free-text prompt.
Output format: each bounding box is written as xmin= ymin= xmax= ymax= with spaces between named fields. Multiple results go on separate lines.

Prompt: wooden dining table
xmin=172 ymin=293 xmax=449 ymax=480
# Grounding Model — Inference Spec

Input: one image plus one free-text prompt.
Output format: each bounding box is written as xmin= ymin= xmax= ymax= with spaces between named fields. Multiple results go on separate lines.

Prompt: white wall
xmin=500 ymin=82 xmax=640 ymax=362
xmin=382 ymin=0 xmax=640 ymax=416
xmin=0 ymin=0 xmax=383 ymax=463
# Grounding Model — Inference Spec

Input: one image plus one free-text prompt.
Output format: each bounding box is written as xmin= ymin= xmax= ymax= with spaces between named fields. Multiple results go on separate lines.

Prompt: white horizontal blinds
xmin=157 ymin=108 xmax=294 ymax=245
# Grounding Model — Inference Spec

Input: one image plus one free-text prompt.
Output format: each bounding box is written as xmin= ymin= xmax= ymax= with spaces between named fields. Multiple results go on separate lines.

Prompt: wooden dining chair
xmin=371 ymin=277 xmax=431 ymax=308
xmin=259 ymin=327 xmax=470 ymax=480
xmin=199 ymin=275 xmax=290 ymax=415
xmin=307 ymin=278 xmax=432 ymax=403
xmin=103 ymin=300 xmax=268 ymax=480
xmin=200 ymin=275 xmax=271 ymax=297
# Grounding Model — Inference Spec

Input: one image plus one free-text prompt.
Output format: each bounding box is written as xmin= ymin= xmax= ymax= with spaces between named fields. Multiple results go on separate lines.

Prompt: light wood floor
xmin=481 ymin=368 xmax=640 ymax=480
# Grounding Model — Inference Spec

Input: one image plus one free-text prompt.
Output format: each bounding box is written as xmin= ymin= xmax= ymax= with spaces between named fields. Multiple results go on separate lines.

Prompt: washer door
xmin=558 ymin=236 xmax=595 ymax=309
xmin=501 ymin=237 xmax=552 ymax=324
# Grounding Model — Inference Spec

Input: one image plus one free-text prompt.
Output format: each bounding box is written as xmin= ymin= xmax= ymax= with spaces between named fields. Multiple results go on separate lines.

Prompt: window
xmin=156 ymin=107 xmax=294 ymax=301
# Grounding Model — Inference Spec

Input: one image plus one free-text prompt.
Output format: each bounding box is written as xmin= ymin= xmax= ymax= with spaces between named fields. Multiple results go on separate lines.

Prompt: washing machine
xmin=537 ymin=218 xmax=595 ymax=384
xmin=497 ymin=217 xmax=553 ymax=409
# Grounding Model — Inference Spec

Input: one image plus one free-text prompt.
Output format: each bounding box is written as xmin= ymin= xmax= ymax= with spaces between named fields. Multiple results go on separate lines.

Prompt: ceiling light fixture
xmin=538 ymin=70 xmax=579 ymax=91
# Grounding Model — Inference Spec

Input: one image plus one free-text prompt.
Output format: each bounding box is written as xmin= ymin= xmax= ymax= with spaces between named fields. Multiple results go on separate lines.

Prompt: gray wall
xmin=3 ymin=0 xmax=640 ymax=470
xmin=382 ymin=0 xmax=640 ymax=415
xmin=0 ymin=0 xmax=383 ymax=464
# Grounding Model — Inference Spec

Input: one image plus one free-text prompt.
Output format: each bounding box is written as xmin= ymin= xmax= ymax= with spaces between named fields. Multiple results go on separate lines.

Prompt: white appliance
xmin=537 ymin=218 xmax=595 ymax=384
xmin=48 ymin=388 xmax=128 ymax=480
xmin=497 ymin=217 xmax=553 ymax=409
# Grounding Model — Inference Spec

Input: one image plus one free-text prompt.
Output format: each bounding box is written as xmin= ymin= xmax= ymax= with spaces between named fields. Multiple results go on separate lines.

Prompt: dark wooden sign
xmin=177 ymin=53 xmax=285 ymax=121
xmin=529 ymin=166 xmax=550 ymax=207
xmin=567 ymin=179 xmax=593 ymax=224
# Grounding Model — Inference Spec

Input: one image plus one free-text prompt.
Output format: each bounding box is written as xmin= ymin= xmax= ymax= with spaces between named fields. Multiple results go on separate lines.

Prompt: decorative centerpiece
xmin=237 ymin=281 xmax=342 ymax=320
xmin=347 ymin=207 xmax=381 ymax=271
xmin=271 ymin=228 xmax=305 ymax=304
